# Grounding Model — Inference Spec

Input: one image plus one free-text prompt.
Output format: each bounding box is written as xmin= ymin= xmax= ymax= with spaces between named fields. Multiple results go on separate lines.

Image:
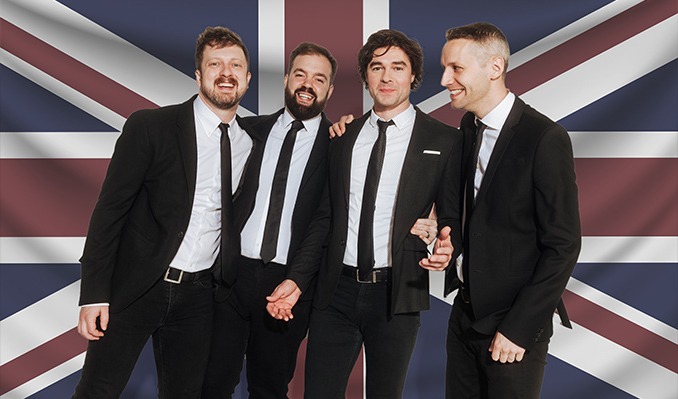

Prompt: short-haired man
xmin=73 ymin=27 xmax=257 ymax=399
xmin=303 ymin=29 xmax=463 ymax=398
xmin=440 ymin=22 xmax=581 ymax=398
xmin=201 ymin=42 xmax=338 ymax=398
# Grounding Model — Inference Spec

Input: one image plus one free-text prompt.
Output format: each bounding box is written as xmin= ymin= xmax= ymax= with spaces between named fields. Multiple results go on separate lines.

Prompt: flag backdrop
xmin=1 ymin=0 xmax=677 ymax=398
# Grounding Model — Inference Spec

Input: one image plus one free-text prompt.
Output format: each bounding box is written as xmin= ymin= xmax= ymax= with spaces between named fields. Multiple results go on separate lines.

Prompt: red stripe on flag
xmin=563 ymin=289 xmax=678 ymax=373
xmin=0 ymin=159 xmax=109 ymax=237
xmin=4 ymin=158 xmax=675 ymax=237
xmin=576 ymin=158 xmax=678 ymax=236
xmin=288 ymin=338 xmax=364 ymax=399
xmin=0 ymin=19 xmax=157 ymax=119
xmin=0 ymin=327 xmax=87 ymax=395
xmin=429 ymin=0 xmax=678 ymax=126
xmin=285 ymin=0 xmax=364 ymax=121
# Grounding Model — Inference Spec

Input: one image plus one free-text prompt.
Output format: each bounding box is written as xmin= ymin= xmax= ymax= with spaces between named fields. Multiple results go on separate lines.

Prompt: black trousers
xmin=72 ymin=271 xmax=214 ymax=399
xmin=445 ymin=297 xmax=549 ymax=399
xmin=202 ymin=257 xmax=311 ymax=399
xmin=304 ymin=273 xmax=420 ymax=399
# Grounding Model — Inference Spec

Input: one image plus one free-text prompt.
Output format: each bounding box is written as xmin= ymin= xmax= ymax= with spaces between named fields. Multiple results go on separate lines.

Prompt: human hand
xmin=419 ymin=226 xmax=453 ymax=271
xmin=329 ymin=114 xmax=354 ymax=138
xmin=410 ymin=218 xmax=438 ymax=245
xmin=77 ymin=305 xmax=109 ymax=340
xmin=489 ymin=331 xmax=526 ymax=363
xmin=265 ymin=279 xmax=302 ymax=322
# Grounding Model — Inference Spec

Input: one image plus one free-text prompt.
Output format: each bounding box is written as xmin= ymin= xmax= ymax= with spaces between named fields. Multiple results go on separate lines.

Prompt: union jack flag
xmin=1 ymin=0 xmax=676 ymax=398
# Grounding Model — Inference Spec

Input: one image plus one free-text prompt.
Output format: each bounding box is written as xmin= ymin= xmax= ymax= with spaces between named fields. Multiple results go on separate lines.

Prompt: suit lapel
xmin=339 ymin=113 xmax=369 ymax=208
xmin=475 ymin=98 xmax=524 ymax=203
xmin=298 ymin=114 xmax=331 ymax=192
xmin=176 ymin=96 xmax=198 ymax=202
xmin=391 ymin=110 xmax=429 ymax=255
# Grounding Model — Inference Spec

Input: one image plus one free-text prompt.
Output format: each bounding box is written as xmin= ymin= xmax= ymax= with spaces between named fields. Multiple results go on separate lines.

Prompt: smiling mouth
xmin=296 ymin=90 xmax=316 ymax=104
xmin=449 ymin=88 xmax=464 ymax=97
xmin=216 ymin=78 xmax=236 ymax=90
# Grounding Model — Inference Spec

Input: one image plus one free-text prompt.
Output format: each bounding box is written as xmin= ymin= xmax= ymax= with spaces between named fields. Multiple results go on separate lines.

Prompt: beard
xmin=285 ymin=86 xmax=327 ymax=120
xmin=201 ymin=77 xmax=243 ymax=110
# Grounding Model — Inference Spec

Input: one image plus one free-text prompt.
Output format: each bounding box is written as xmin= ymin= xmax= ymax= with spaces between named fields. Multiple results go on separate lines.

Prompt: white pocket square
xmin=423 ymin=150 xmax=440 ymax=155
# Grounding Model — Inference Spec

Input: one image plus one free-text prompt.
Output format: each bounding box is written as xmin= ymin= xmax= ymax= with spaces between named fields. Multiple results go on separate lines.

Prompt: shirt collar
xmin=369 ymin=104 xmax=416 ymax=131
xmin=282 ymin=108 xmax=322 ymax=134
xmin=194 ymin=96 xmax=237 ymax=139
xmin=477 ymin=91 xmax=515 ymax=131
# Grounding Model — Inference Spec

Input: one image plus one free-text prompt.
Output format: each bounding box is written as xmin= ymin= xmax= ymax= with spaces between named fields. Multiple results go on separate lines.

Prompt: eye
xmin=394 ymin=66 xmax=404 ymax=71
xmin=316 ymin=77 xmax=326 ymax=84
xmin=371 ymin=65 xmax=383 ymax=72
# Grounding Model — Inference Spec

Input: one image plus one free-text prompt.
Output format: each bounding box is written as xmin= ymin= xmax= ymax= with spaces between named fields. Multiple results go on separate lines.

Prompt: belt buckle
xmin=164 ymin=268 xmax=184 ymax=284
xmin=356 ymin=269 xmax=376 ymax=283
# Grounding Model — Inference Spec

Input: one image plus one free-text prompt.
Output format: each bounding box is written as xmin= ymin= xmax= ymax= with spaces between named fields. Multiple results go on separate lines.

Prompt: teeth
xmin=298 ymin=93 xmax=313 ymax=100
xmin=450 ymin=89 xmax=463 ymax=96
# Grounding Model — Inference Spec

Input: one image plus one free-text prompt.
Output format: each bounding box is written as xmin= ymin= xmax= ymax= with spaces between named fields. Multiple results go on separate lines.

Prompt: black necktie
xmin=219 ymin=123 xmax=236 ymax=282
xmin=260 ymin=120 xmax=305 ymax=263
xmin=462 ymin=120 xmax=485 ymax=287
xmin=357 ymin=119 xmax=394 ymax=279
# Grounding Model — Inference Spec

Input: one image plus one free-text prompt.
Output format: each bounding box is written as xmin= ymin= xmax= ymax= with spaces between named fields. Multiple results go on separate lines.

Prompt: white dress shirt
xmin=170 ymin=96 xmax=253 ymax=272
xmin=457 ymin=92 xmax=515 ymax=281
xmin=343 ymin=105 xmax=416 ymax=269
xmin=240 ymin=109 xmax=320 ymax=264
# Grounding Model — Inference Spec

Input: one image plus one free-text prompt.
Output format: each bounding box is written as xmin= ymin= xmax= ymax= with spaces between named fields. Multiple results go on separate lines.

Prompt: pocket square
xmin=423 ymin=150 xmax=440 ymax=155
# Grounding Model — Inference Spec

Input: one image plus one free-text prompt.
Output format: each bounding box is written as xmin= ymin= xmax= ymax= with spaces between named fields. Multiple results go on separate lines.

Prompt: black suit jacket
xmin=444 ymin=96 xmax=581 ymax=349
xmin=232 ymin=109 xmax=331 ymax=299
xmin=79 ymin=96 xmax=260 ymax=312
xmin=314 ymin=107 xmax=462 ymax=315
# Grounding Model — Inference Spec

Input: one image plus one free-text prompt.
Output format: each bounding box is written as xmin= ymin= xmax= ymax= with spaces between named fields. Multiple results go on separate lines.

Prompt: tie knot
xmin=377 ymin=119 xmax=394 ymax=134
xmin=290 ymin=120 xmax=305 ymax=132
xmin=218 ymin=122 xmax=230 ymax=140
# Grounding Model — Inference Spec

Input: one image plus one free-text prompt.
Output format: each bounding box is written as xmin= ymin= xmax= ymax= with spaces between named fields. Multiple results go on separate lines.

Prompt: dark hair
xmin=358 ymin=29 xmax=424 ymax=90
xmin=288 ymin=42 xmax=338 ymax=83
xmin=195 ymin=26 xmax=249 ymax=71
xmin=445 ymin=22 xmax=510 ymax=74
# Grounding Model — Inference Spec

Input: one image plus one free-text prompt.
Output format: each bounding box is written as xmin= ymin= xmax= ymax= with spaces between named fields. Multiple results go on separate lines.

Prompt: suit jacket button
xmin=340 ymin=240 xmax=346 ymax=246
xmin=472 ymin=232 xmax=481 ymax=237
xmin=178 ymin=231 xmax=184 ymax=238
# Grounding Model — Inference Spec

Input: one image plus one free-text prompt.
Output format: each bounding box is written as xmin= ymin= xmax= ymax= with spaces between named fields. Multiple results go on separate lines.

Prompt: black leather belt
xmin=163 ymin=267 xmax=212 ymax=284
xmin=342 ymin=265 xmax=390 ymax=283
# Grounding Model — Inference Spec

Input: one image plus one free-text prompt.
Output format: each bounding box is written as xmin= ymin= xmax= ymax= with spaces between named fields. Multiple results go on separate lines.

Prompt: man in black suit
xmin=201 ymin=42 xmax=337 ymax=399
xmin=72 ymin=27 xmax=257 ymax=399
xmin=301 ymin=29 xmax=463 ymax=398
xmin=440 ymin=22 xmax=581 ymax=398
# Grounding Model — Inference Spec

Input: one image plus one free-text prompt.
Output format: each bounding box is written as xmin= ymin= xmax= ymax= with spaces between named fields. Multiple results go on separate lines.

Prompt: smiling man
xmin=201 ymin=42 xmax=337 ymax=399
xmin=72 ymin=27 xmax=257 ymax=399
xmin=440 ymin=22 xmax=580 ymax=399
xmin=302 ymin=29 xmax=463 ymax=398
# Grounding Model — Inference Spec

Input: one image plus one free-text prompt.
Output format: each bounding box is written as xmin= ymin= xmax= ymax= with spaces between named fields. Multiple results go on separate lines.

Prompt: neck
xmin=373 ymin=99 xmax=411 ymax=121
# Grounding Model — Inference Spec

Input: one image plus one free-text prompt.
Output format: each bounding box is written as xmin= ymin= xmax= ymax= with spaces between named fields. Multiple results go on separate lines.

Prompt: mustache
xmin=295 ymin=86 xmax=316 ymax=97
xmin=215 ymin=76 xmax=237 ymax=86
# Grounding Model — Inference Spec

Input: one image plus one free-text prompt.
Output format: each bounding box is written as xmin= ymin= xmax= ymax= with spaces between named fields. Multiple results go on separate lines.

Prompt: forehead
xmin=290 ymin=53 xmax=332 ymax=74
xmin=370 ymin=46 xmax=411 ymax=65
xmin=441 ymin=39 xmax=481 ymax=63
xmin=202 ymin=44 xmax=247 ymax=61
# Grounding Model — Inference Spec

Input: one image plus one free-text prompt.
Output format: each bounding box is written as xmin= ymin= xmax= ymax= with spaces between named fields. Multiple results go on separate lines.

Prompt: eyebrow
xmin=293 ymin=67 xmax=329 ymax=80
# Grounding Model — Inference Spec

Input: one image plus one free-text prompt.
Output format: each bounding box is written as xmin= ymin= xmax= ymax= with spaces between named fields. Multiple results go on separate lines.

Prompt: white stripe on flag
xmin=3 ymin=237 xmax=676 ymax=265
xmin=417 ymin=0 xmax=645 ymax=114
xmin=566 ymin=277 xmax=677 ymax=343
xmin=550 ymin=317 xmax=678 ymax=399
xmin=362 ymin=0 xmax=390 ymax=114
xmin=3 ymin=131 xmax=676 ymax=159
xmin=2 ymin=0 xmax=197 ymax=107
xmin=0 ymin=237 xmax=85 ymax=264
xmin=579 ymin=236 xmax=678 ymax=263
xmin=258 ymin=0 xmax=285 ymax=114
xmin=522 ymin=15 xmax=678 ymax=122
xmin=0 ymin=48 xmax=126 ymax=130
xmin=0 ymin=281 xmax=80 ymax=365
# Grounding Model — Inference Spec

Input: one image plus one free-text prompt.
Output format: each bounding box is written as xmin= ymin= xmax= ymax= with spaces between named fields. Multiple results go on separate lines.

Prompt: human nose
xmin=440 ymin=68 xmax=454 ymax=87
